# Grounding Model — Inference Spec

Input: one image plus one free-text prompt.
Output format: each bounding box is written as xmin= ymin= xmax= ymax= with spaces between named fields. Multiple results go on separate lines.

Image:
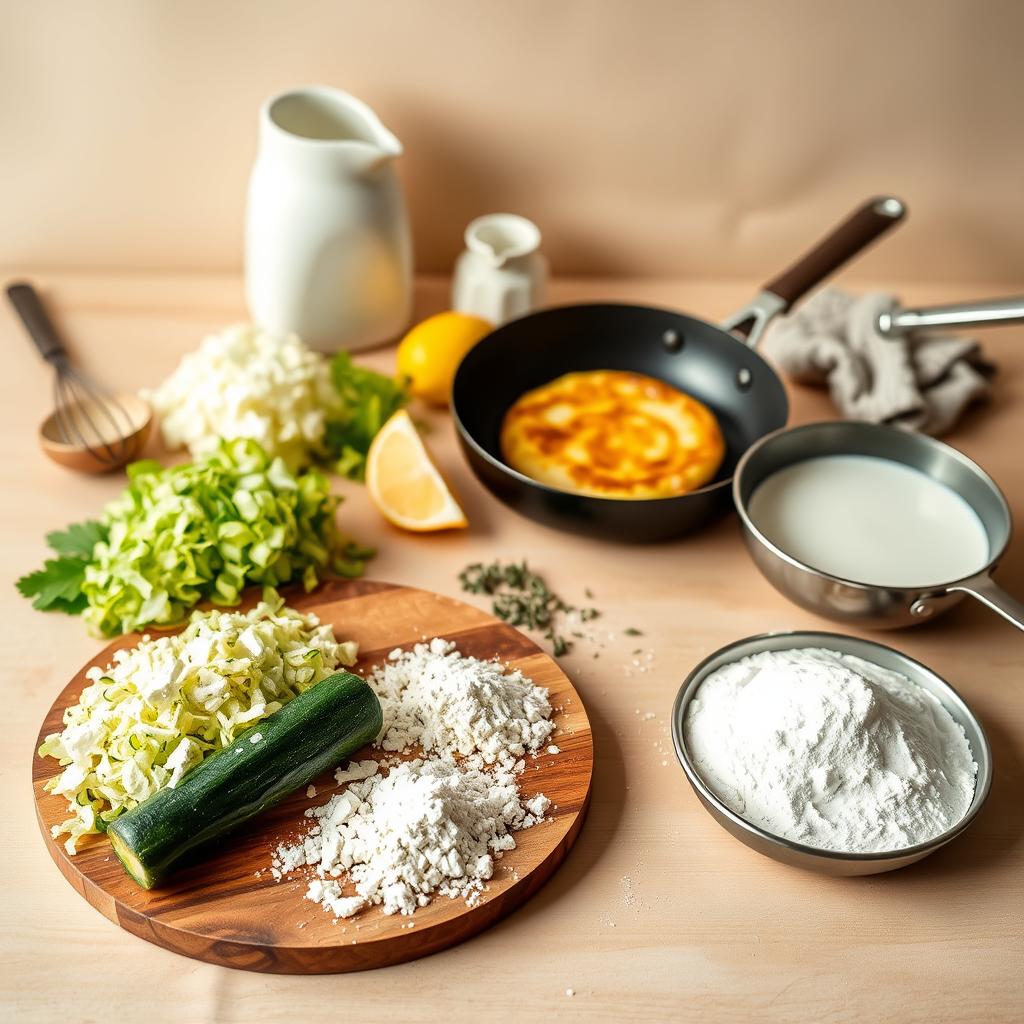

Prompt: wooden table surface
xmin=3 ymin=273 xmax=1022 ymax=1023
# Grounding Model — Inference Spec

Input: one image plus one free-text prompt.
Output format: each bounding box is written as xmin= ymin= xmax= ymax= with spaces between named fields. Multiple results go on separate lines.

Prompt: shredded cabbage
xmin=143 ymin=323 xmax=338 ymax=470
xmin=38 ymin=593 xmax=358 ymax=853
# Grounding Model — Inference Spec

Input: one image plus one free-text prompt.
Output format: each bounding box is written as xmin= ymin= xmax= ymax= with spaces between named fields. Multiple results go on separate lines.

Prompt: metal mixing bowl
xmin=671 ymin=631 xmax=992 ymax=875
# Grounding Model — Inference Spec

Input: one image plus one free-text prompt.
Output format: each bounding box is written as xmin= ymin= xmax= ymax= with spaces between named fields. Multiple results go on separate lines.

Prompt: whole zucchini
xmin=107 ymin=671 xmax=381 ymax=889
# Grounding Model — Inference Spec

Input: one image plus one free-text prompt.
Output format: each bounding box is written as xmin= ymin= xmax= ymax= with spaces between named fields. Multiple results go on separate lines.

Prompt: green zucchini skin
xmin=107 ymin=671 xmax=381 ymax=889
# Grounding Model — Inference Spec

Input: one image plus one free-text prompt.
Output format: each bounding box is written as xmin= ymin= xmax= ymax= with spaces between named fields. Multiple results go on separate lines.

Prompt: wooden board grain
xmin=31 ymin=579 xmax=594 ymax=974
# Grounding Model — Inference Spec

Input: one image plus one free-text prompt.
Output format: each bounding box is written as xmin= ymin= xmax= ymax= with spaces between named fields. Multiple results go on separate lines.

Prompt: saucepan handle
xmin=721 ymin=196 xmax=907 ymax=348
xmin=878 ymin=296 xmax=1024 ymax=336
xmin=946 ymin=573 xmax=1024 ymax=633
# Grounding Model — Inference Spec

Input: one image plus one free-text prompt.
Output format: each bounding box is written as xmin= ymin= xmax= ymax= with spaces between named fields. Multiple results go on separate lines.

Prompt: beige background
xmin=2 ymin=0 xmax=1023 ymax=284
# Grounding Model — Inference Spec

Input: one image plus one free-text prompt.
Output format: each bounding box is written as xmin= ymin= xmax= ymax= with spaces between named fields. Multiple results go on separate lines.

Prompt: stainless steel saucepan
xmin=733 ymin=421 xmax=1024 ymax=632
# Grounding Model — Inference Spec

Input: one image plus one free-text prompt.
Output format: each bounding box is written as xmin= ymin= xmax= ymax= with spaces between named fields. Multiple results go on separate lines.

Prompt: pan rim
xmin=451 ymin=302 xmax=790 ymax=506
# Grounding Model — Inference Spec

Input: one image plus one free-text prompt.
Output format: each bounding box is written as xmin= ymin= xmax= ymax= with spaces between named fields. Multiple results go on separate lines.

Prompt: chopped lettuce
xmin=38 ymin=593 xmax=358 ymax=853
xmin=17 ymin=438 xmax=371 ymax=636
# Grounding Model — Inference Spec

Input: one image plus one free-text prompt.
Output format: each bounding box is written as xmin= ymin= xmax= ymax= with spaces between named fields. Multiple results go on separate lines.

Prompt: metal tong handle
xmin=878 ymin=295 xmax=1024 ymax=335
xmin=6 ymin=281 xmax=67 ymax=363
xmin=722 ymin=196 xmax=907 ymax=348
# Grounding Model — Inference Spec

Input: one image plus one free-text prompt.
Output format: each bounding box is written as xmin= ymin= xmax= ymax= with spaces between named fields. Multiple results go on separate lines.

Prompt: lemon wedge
xmin=366 ymin=410 xmax=468 ymax=531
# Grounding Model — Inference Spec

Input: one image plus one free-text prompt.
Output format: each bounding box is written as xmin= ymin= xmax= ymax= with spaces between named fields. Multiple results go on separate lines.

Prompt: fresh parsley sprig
xmin=16 ymin=521 xmax=107 ymax=615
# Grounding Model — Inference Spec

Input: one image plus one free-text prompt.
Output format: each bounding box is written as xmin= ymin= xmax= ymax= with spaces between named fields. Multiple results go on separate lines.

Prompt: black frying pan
xmin=452 ymin=197 xmax=906 ymax=542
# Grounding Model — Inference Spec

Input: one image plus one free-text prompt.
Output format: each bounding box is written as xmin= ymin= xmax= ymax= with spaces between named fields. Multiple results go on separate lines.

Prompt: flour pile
xmin=373 ymin=638 xmax=555 ymax=762
xmin=684 ymin=648 xmax=977 ymax=853
xmin=272 ymin=639 xmax=556 ymax=917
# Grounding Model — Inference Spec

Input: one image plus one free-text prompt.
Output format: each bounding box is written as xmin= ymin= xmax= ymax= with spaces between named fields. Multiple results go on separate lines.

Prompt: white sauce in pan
xmin=747 ymin=455 xmax=990 ymax=588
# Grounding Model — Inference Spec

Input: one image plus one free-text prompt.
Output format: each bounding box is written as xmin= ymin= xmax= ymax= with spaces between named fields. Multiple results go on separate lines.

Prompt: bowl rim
xmin=451 ymin=302 xmax=789 ymax=507
xmin=731 ymin=420 xmax=1012 ymax=593
xmin=671 ymin=629 xmax=993 ymax=864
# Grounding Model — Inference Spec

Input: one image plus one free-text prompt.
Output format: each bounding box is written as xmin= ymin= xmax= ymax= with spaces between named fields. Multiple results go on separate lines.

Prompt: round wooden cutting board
xmin=32 ymin=579 xmax=594 ymax=974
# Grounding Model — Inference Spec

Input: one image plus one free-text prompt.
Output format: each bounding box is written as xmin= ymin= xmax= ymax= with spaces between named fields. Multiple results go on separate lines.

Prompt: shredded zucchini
xmin=38 ymin=592 xmax=358 ymax=853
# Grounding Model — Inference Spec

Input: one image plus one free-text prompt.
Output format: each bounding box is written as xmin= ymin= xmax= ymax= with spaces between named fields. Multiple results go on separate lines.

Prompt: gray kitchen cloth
xmin=762 ymin=288 xmax=996 ymax=435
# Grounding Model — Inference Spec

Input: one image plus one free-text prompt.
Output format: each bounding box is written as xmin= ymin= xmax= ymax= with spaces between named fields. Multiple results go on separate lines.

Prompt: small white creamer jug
xmin=451 ymin=214 xmax=548 ymax=326
xmin=245 ymin=86 xmax=413 ymax=352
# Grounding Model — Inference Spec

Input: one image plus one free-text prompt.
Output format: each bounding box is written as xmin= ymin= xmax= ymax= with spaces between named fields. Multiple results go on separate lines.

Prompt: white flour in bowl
xmin=272 ymin=639 xmax=556 ymax=916
xmin=683 ymin=648 xmax=977 ymax=853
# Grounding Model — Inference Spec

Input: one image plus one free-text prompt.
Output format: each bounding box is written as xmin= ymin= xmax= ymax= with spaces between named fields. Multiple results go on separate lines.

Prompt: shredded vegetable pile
xmin=17 ymin=438 xmax=372 ymax=636
xmin=143 ymin=323 xmax=339 ymax=471
xmin=38 ymin=595 xmax=358 ymax=853
xmin=140 ymin=323 xmax=409 ymax=480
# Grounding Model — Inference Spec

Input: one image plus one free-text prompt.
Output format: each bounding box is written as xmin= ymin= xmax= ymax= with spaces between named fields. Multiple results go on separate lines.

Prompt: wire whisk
xmin=8 ymin=281 xmax=151 ymax=471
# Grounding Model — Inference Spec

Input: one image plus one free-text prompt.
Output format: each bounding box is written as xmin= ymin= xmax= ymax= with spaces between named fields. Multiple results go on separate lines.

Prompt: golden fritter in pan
xmin=500 ymin=370 xmax=725 ymax=499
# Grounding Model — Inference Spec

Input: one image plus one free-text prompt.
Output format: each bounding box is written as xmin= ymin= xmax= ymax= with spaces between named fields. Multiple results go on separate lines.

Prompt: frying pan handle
xmin=6 ymin=281 xmax=67 ymax=363
xmin=721 ymin=196 xmax=906 ymax=348
xmin=945 ymin=573 xmax=1024 ymax=633
xmin=763 ymin=196 xmax=907 ymax=309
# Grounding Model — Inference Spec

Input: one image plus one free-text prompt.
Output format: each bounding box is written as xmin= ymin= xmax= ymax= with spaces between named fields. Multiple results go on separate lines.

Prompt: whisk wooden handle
xmin=6 ymin=282 xmax=66 ymax=363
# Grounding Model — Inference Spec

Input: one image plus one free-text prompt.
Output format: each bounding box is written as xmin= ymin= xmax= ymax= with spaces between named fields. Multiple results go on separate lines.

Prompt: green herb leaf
xmin=16 ymin=556 xmax=89 ymax=614
xmin=323 ymin=353 xmax=409 ymax=481
xmin=45 ymin=520 xmax=106 ymax=560
xmin=623 ymin=627 xmax=643 ymax=636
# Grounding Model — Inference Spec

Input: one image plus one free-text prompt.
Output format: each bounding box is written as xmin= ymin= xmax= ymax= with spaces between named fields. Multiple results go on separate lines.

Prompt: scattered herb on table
xmin=16 ymin=438 xmax=372 ymax=637
xmin=623 ymin=627 xmax=644 ymax=636
xmin=457 ymin=559 xmax=600 ymax=656
xmin=323 ymin=352 xmax=409 ymax=480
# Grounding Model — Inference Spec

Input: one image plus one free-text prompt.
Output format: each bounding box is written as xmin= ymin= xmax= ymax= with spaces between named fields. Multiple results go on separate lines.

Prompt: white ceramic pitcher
xmin=245 ymin=86 xmax=412 ymax=352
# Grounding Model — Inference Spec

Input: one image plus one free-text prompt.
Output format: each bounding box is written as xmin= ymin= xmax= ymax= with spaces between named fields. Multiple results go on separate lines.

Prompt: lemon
xmin=396 ymin=312 xmax=492 ymax=406
xmin=366 ymin=410 xmax=468 ymax=532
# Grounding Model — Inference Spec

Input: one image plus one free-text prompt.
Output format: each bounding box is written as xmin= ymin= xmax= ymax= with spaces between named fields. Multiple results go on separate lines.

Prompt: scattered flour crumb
xmin=305 ymin=879 xmax=365 ymax=919
xmin=566 ymin=988 xmax=575 ymax=997
xmin=306 ymin=785 xmax=317 ymax=798
xmin=546 ymin=744 xmax=560 ymax=755
xmin=249 ymin=732 xmax=263 ymax=744
xmin=334 ymin=759 xmax=379 ymax=784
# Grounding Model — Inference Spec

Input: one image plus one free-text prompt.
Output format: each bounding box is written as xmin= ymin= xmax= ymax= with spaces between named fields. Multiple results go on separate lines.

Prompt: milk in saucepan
xmin=748 ymin=454 xmax=989 ymax=588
